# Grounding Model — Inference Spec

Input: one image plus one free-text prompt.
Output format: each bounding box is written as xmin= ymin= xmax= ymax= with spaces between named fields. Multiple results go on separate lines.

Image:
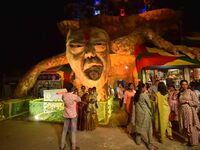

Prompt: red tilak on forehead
xmin=83 ymin=28 xmax=91 ymax=43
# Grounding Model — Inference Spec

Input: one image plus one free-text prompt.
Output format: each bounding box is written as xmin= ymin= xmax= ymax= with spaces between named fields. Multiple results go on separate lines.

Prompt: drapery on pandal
xmin=13 ymin=8 xmax=200 ymax=100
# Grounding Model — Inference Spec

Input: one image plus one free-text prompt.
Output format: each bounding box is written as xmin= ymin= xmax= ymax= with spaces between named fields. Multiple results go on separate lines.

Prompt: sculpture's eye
xmin=95 ymin=42 xmax=103 ymax=45
xmin=94 ymin=42 xmax=107 ymax=52
xmin=68 ymin=43 xmax=85 ymax=55
xmin=70 ymin=44 xmax=83 ymax=48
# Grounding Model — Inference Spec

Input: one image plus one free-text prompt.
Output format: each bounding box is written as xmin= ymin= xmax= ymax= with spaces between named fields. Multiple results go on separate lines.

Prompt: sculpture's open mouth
xmin=84 ymin=65 xmax=103 ymax=80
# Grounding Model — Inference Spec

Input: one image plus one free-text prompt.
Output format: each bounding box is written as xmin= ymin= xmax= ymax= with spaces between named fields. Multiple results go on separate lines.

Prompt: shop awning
xmin=135 ymin=44 xmax=200 ymax=73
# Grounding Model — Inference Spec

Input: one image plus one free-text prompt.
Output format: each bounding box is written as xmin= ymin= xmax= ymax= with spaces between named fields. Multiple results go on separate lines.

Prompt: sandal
xmin=149 ymin=145 xmax=158 ymax=150
xmin=167 ymin=136 xmax=174 ymax=140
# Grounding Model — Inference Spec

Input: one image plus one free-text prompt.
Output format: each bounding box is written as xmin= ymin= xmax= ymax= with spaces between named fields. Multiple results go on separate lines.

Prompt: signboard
xmin=43 ymin=89 xmax=67 ymax=102
xmin=43 ymin=89 xmax=67 ymax=113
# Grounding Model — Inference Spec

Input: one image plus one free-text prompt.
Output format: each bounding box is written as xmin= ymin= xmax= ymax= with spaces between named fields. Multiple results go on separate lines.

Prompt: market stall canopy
xmin=135 ymin=45 xmax=200 ymax=73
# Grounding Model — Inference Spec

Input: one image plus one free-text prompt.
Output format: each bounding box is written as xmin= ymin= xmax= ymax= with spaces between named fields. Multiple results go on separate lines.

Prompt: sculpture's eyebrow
xmin=91 ymin=38 xmax=107 ymax=42
xmin=67 ymin=39 xmax=85 ymax=43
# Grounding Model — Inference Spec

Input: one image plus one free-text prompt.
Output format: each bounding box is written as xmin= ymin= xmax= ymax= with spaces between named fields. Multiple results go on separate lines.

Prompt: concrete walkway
xmin=0 ymin=118 xmax=200 ymax=150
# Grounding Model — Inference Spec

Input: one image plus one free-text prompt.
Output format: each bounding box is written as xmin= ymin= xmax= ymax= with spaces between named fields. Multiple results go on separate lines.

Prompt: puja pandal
xmin=1 ymin=8 xmax=199 ymax=124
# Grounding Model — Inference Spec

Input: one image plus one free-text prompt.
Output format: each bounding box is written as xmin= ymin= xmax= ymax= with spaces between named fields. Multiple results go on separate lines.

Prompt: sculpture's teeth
xmin=83 ymin=63 xmax=103 ymax=71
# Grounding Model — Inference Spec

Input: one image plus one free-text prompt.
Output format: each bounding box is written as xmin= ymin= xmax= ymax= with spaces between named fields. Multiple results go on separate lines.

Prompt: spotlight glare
xmin=34 ymin=115 xmax=39 ymax=120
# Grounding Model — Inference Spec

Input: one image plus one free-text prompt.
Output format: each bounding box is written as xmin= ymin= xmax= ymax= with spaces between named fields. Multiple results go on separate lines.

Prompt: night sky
xmin=0 ymin=2 xmax=66 ymax=75
xmin=0 ymin=16 xmax=65 ymax=74
xmin=0 ymin=0 xmax=199 ymax=76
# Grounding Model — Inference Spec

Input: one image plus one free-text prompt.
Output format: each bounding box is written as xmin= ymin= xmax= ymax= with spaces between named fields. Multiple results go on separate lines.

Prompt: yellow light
xmin=34 ymin=115 xmax=39 ymax=120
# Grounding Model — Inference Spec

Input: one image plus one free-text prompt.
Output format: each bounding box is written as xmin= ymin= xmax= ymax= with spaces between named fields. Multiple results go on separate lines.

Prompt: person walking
xmin=135 ymin=82 xmax=158 ymax=150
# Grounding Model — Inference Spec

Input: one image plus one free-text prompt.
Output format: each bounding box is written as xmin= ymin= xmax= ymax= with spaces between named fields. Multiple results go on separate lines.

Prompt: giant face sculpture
xmin=13 ymin=8 xmax=200 ymax=101
xmin=66 ymin=27 xmax=111 ymax=99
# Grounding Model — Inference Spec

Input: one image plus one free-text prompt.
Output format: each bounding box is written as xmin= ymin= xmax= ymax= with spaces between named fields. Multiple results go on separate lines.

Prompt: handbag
xmin=169 ymin=111 xmax=176 ymax=121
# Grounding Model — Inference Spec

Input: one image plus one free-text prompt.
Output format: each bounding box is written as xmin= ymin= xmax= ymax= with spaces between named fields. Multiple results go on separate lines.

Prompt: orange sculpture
xmin=13 ymin=8 xmax=200 ymax=101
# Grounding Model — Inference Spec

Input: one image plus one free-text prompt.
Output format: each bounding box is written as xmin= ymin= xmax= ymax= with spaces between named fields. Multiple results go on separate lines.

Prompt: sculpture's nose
xmin=84 ymin=44 xmax=96 ymax=59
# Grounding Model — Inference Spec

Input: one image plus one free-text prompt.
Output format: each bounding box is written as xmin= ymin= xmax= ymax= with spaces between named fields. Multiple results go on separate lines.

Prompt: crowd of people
xmin=58 ymin=79 xmax=200 ymax=150
xmin=114 ymin=79 xmax=200 ymax=150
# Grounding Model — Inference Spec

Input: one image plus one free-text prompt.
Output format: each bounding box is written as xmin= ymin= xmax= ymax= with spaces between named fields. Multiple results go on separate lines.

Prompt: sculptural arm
xmin=110 ymin=28 xmax=200 ymax=62
xmin=176 ymin=45 xmax=200 ymax=61
xmin=144 ymin=29 xmax=200 ymax=61
xmin=13 ymin=52 xmax=68 ymax=98
xmin=144 ymin=29 xmax=179 ymax=55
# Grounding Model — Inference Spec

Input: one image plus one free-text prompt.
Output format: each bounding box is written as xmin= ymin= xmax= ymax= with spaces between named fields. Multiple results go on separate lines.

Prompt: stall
xmin=135 ymin=45 xmax=200 ymax=88
xmin=31 ymin=65 xmax=72 ymax=98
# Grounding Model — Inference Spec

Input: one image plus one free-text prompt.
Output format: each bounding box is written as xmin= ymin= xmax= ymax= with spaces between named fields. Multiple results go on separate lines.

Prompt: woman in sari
xmin=85 ymin=88 xmax=98 ymax=130
xmin=135 ymin=82 xmax=158 ymax=150
xmin=155 ymin=82 xmax=173 ymax=143
xmin=178 ymin=80 xmax=200 ymax=146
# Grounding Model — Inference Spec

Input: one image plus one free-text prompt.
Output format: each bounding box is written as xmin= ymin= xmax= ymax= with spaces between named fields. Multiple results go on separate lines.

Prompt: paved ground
xmin=0 ymin=100 xmax=199 ymax=150
xmin=0 ymin=118 xmax=200 ymax=150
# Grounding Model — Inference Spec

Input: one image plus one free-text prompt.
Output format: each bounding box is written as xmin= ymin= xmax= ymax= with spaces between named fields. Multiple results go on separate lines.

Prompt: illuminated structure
xmin=12 ymin=8 xmax=200 ymax=123
xmin=14 ymin=8 xmax=200 ymax=99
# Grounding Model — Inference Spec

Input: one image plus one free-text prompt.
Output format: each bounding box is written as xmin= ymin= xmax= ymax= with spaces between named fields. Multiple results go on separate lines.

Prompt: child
xmin=91 ymin=87 xmax=98 ymax=108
